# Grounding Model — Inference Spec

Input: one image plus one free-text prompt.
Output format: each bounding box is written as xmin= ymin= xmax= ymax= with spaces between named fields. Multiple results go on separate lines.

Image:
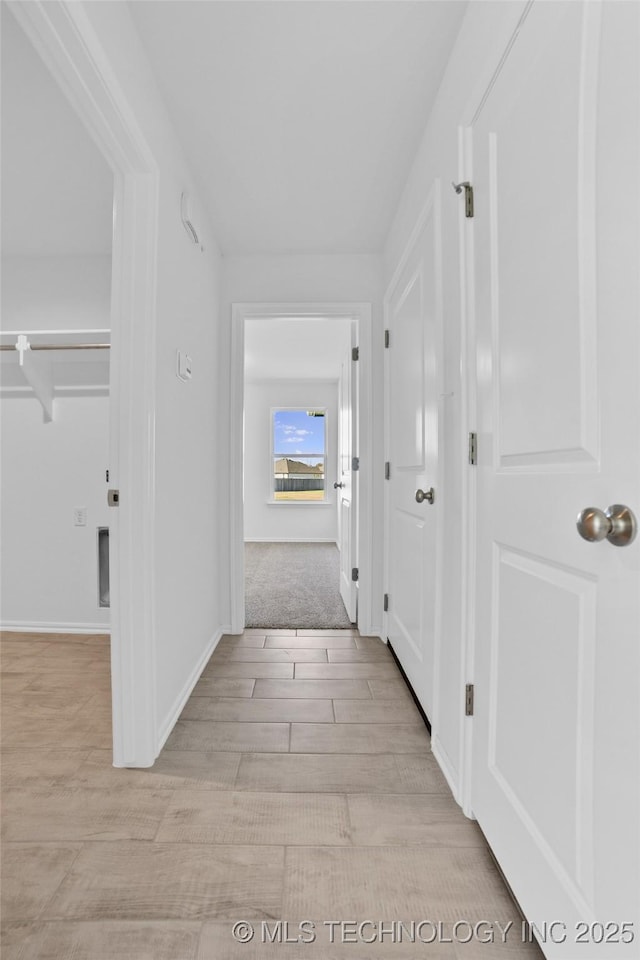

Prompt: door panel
xmin=386 ymin=187 xmax=442 ymax=718
xmin=391 ymin=276 xmax=425 ymax=468
xmin=471 ymin=2 xmax=639 ymax=952
xmin=490 ymin=14 xmax=596 ymax=467
xmin=392 ymin=510 xmax=425 ymax=656
xmin=490 ymin=547 xmax=596 ymax=885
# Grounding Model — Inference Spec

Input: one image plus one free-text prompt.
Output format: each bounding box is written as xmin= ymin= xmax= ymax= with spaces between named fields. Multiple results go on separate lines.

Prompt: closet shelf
xmin=0 ymin=329 xmax=111 ymax=421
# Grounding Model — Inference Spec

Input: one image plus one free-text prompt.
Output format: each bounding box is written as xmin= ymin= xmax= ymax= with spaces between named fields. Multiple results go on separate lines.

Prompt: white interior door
xmin=470 ymin=2 xmax=639 ymax=953
xmin=385 ymin=189 xmax=442 ymax=717
xmin=337 ymin=322 xmax=357 ymax=623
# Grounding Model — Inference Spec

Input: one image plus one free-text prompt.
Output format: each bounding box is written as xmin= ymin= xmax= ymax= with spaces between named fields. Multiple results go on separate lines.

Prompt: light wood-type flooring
xmin=1 ymin=630 xmax=544 ymax=959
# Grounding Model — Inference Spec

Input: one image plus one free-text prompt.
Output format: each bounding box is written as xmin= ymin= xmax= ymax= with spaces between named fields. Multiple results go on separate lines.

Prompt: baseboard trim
xmin=385 ymin=640 xmax=462 ymax=805
xmin=0 ymin=621 xmax=111 ymax=635
xmin=155 ymin=626 xmax=228 ymax=757
xmin=386 ymin=639 xmax=432 ymax=735
xmin=431 ymin=733 xmax=461 ymax=805
xmin=244 ymin=538 xmax=337 ymax=544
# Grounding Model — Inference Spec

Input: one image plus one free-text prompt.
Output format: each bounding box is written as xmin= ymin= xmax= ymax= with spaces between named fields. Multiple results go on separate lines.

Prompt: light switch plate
xmin=73 ymin=507 xmax=87 ymax=526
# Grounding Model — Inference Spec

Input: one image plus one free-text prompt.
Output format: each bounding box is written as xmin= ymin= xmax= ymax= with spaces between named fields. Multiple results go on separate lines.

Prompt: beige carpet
xmin=244 ymin=542 xmax=352 ymax=629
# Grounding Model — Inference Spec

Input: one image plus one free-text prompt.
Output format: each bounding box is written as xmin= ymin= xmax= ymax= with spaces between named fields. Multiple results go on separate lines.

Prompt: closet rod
xmin=1 ymin=328 xmax=109 ymax=336
xmin=0 ymin=343 xmax=110 ymax=352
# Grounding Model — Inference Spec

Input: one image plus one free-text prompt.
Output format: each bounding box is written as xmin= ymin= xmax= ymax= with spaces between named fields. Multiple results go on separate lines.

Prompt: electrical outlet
xmin=73 ymin=507 xmax=87 ymax=527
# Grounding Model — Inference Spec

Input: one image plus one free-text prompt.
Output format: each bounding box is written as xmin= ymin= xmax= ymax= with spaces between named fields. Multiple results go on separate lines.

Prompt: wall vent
xmin=97 ymin=527 xmax=110 ymax=608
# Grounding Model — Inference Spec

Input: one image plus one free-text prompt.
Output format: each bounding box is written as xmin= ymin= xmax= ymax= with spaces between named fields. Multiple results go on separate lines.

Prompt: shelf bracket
xmin=17 ymin=337 xmax=55 ymax=422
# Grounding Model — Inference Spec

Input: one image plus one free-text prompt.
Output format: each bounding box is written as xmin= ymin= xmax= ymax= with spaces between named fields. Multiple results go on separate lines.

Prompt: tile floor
xmin=1 ymin=629 xmax=544 ymax=959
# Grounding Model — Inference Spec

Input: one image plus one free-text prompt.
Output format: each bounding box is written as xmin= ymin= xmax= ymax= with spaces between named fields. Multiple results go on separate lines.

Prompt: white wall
xmin=1 ymin=395 xmax=110 ymax=630
xmin=220 ymin=254 xmax=384 ymax=631
xmin=1 ymin=256 xmax=111 ymax=331
xmin=0 ymin=256 xmax=111 ymax=631
xmin=245 ymin=379 xmax=338 ymax=543
xmin=1 ymin=178 xmax=112 ymax=632
xmin=382 ymin=2 xmax=530 ymax=801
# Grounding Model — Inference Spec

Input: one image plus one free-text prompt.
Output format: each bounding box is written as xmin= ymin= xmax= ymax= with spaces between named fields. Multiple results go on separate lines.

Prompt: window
xmin=272 ymin=408 xmax=326 ymax=502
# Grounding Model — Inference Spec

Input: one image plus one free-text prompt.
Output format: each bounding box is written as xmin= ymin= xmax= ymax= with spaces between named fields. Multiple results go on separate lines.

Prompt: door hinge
xmin=107 ymin=489 xmax=120 ymax=507
xmin=468 ymin=432 xmax=477 ymax=465
xmin=383 ymin=593 xmax=389 ymax=612
xmin=105 ymin=469 xmax=109 ymax=483
xmin=452 ymin=180 xmax=474 ymax=218
xmin=465 ymin=683 xmax=474 ymax=716
xmin=352 ymin=346 xmax=359 ymax=361
xmin=352 ymin=567 xmax=359 ymax=582
xmin=384 ymin=461 xmax=391 ymax=480
xmin=384 ymin=329 xmax=390 ymax=349
xmin=352 ymin=456 xmax=360 ymax=471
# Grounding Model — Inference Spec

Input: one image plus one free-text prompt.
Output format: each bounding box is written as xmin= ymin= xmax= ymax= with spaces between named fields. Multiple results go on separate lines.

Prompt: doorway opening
xmin=230 ymin=303 xmax=374 ymax=636
xmin=6 ymin=1 xmax=161 ymax=767
xmin=243 ymin=317 xmax=351 ymax=630
xmin=0 ymin=7 xmax=113 ymax=640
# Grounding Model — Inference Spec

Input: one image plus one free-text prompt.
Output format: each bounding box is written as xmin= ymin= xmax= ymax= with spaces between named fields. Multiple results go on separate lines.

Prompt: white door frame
xmin=10 ymin=1 xmax=160 ymax=767
xmin=381 ymin=2 xmax=534 ymax=813
xmin=457 ymin=0 xmax=538 ymax=818
xmin=230 ymin=302 xmax=375 ymax=637
xmin=457 ymin=120 xmax=478 ymax=819
xmin=337 ymin=318 xmax=359 ymax=622
xmin=382 ymin=181 xmax=445 ymax=723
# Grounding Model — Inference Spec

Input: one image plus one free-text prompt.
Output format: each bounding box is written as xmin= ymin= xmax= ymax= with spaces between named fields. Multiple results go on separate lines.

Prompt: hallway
xmin=2 ymin=630 xmax=543 ymax=959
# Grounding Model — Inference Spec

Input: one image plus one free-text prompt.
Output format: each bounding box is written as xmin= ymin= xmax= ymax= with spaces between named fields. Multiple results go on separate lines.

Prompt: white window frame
xmin=269 ymin=405 xmax=328 ymax=505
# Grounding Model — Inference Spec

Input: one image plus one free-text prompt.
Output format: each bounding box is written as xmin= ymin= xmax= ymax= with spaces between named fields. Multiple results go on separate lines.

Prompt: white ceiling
xmin=1 ymin=6 xmax=113 ymax=257
xmin=129 ymin=1 xmax=467 ymax=256
xmin=245 ymin=318 xmax=351 ymax=381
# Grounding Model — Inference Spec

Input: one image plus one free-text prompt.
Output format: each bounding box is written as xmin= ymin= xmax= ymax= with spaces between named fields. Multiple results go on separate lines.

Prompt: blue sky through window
xmin=273 ymin=409 xmax=325 ymax=459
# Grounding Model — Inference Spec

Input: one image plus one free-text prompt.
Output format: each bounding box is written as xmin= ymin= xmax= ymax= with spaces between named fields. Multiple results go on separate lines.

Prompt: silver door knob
xmin=416 ymin=487 xmax=435 ymax=504
xmin=333 ymin=482 xmax=344 ymax=489
xmin=576 ymin=504 xmax=637 ymax=546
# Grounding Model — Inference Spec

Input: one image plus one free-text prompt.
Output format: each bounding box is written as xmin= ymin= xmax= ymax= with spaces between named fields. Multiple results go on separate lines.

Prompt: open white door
xmin=470 ymin=2 xmax=639 ymax=953
xmin=337 ymin=321 xmax=358 ymax=623
xmin=384 ymin=187 xmax=442 ymax=718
